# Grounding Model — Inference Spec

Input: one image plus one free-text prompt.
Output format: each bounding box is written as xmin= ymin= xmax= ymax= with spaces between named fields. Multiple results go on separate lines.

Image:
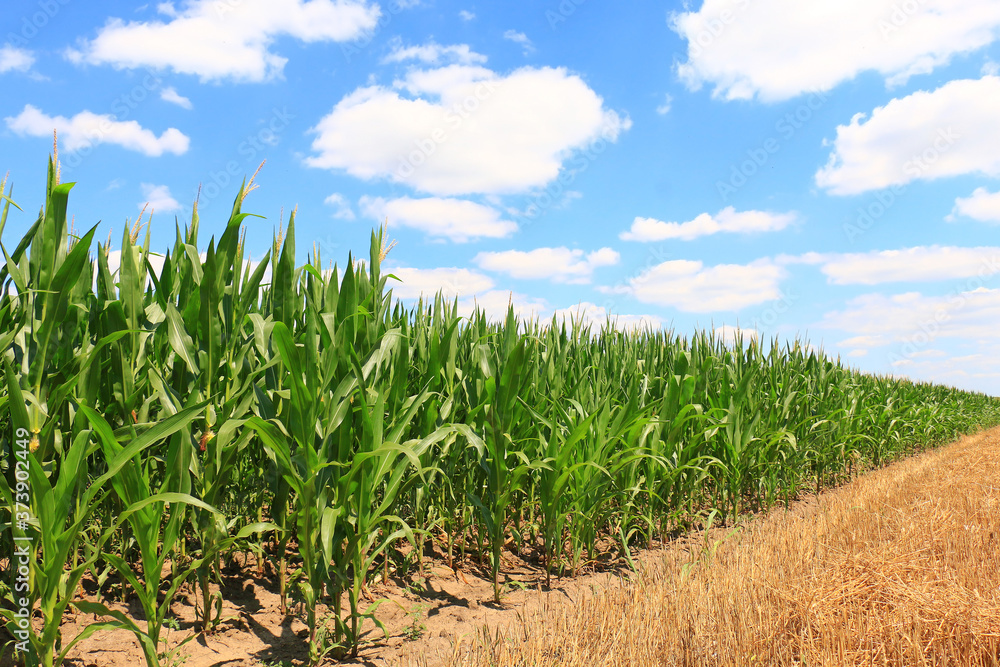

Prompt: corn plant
xmin=0 ymin=390 xmax=206 ymax=666
xmin=74 ymin=405 xmax=219 ymax=667
xmin=525 ymin=398 xmax=597 ymax=586
xmin=2 ymin=154 xmax=999 ymax=667
xmin=466 ymin=309 xmax=542 ymax=603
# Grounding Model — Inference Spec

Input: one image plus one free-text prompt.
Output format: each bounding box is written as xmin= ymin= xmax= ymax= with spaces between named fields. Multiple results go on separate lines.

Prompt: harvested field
xmin=441 ymin=426 xmax=1000 ymax=667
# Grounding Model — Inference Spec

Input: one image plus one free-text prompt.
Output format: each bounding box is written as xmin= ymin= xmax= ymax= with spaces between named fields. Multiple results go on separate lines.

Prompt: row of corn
xmin=1 ymin=158 xmax=998 ymax=666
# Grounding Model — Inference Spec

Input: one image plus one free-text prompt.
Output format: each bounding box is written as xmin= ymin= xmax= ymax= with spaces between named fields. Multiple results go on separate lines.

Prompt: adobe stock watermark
xmin=311 ymin=232 xmax=340 ymax=265
xmin=887 ymin=255 xmax=1000 ymax=367
xmin=878 ymin=0 xmax=926 ymax=40
xmin=746 ymin=288 xmax=798 ymax=340
xmin=677 ymin=0 xmax=756 ymax=61
xmin=341 ymin=0 xmax=414 ymax=63
xmin=514 ymin=119 xmax=624 ymax=230
xmin=61 ymin=70 xmax=166 ymax=173
xmin=394 ymin=80 xmax=500 ymax=181
xmin=9 ymin=425 xmax=34 ymax=658
xmin=213 ymin=0 xmax=243 ymax=16
xmin=717 ymin=91 xmax=828 ymax=202
xmin=194 ymin=106 xmax=295 ymax=210
xmin=546 ymin=0 xmax=588 ymax=29
xmin=843 ymin=126 xmax=959 ymax=243
xmin=5 ymin=0 xmax=71 ymax=48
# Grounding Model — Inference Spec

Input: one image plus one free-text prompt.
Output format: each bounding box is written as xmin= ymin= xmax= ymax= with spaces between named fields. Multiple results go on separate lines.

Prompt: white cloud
xmin=5 ymin=104 xmax=189 ymax=156
xmin=66 ymin=0 xmax=380 ymax=82
xmin=909 ymin=349 xmax=949 ymax=359
xmin=359 ymin=195 xmax=517 ymax=242
xmin=610 ymin=258 xmax=786 ymax=313
xmin=324 ymin=193 xmax=355 ymax=220
xmin=159 ymin=86 xmax=192 ymax=109
xmin=815 ymin=76 xmax=1000 ymax=195
xmin=140 ymin=183 xmax=182 ymax=212
xmin=0 ymin=45 xmax=35 ymax=73
xmin=816 ymin=246 xmax=1000 ymax=285
xmin=382 ymin=40 xmax=487 ymax=66
xmin=386 ymin=265 xmax=495 ymax=300
xmin=385 ymin=267 xmax=658 ymax=327
xmin=819 ymin=288 xmax=1000 ymax=352
xmin=950 ymin=187 xmax=1000 ymax=223
xmin=474 ymin=246 xmax=619 ymax=284
xmin=656 ymin=94 xmax=673 ymax=115
xmin=384 ymin=264 xmax=547 ymax=319
xmin=620 ymin=207 xmax=796 ymax=242
xmin=306 ymin=60 xmax=630 ymax=196
xmin=672 ymin=0 xmax=1000 ymax=101
xmin=462 ymin=290 xmax=548 ymax=320
xmin=459 ymin=10 xmax=475 ymax=21
xmin=553 ymin=302 xmax=663 ymax=331
xmin=837 ymin=334 xmax=888 ymax=350
xmin=104 ymin=250 xmax=166 ymax=285
xmin=714 ymin=325 xmax=759 ymax=346
xmin=503 ymin=30 xmax=535 ymax=55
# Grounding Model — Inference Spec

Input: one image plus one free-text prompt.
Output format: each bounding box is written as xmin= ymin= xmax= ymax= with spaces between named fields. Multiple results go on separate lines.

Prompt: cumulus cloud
xmin=104 ymin=250 xmax=166 ymax=285
xmin=714 ymin=324 xmax=759 ymax=345
xmin=503 ymin=30 xmax=534 ymax=55
xmin=384 ymin=266 xmax=659 ymax=327
xmin=0 ymin=45 xmax=35 ymax=73
xmin=66 ymin=0 xmax=380 ymax=82
xmin=461 ymin=289 xmax=549 ymax=320
xmin=384 ymin=264 xmax=547 ymax=319
xmin=673 ymin=0 xmax=1000 ymax=101
xmin=306 ymin=56 xmax=630 ymax=196
xmin=820 ymin=287 xmax=1000 ymax=346
xmin=815 ymin=76 xmax=1000 ymax=195
xmin=359 ymin=195 xmax=517 ymax=242
xmin=950 ymin=187 xmax=1000 ymax=223
xmin=140 ymin=183 xmax=182 ymax=212
xmin=620 ymin=207 xmax=796 ymax=242
xmin=607 ymin=258 xmax=786 ymax=313
xmin=474 ymin=246 xmax=619 ymax=284
xmin=458 ymin=10 xmax=475 ymax=21
xmin=324 ymin=193 xmax=355 ymax=220
xmin=553 ymin=302 xmax=663 ymax=331
xmin=159 ymin=86 xmax=192 ymax=109
xmin=5 ymin=104 xmax=189 ymax=156
xmin=836 ymin=334 xmax=889 ymax=351
xmin=815 ymin=246 xmax=1000 ymax=285
xmin=386 ymin=265 xmax=495 ymax=300
xmin=385 ymin=266 xmax=663 ymax=332
xmin=656 ymin=94 xmax=673 ymax=115
xmin=382 ymin=40 xmax=486 ymax=65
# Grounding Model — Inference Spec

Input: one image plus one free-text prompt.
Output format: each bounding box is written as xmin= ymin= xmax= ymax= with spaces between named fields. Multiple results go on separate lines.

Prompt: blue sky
xmin=3 ymin=0 xmax=1000 ymax=394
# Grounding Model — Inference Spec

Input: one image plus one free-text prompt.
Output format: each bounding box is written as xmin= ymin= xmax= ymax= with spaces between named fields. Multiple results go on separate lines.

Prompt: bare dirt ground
xmin=8 ymin=426 xmax=999 ymax=667
xmin=50 ymin=534 xmax=680 ymax=667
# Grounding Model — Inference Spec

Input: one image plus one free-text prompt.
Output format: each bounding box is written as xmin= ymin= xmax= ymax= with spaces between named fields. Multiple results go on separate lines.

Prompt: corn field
xmin=1 ymin=159 xmax=999 ymax=666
